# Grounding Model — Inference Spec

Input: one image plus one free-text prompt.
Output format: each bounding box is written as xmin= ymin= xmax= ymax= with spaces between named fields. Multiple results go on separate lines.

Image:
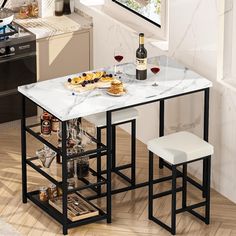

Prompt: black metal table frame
xmin=21 ymin=87 xmax=209 ymax=235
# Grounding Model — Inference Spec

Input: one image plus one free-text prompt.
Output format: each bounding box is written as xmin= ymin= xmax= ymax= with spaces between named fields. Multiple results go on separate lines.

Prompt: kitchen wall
xmin=76 ymin=0 xmax=236 ymax=203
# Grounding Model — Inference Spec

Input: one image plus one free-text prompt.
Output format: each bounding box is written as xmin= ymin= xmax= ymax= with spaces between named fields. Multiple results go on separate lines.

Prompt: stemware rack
xmin=21 ymin=102 xmax=110 ymax=235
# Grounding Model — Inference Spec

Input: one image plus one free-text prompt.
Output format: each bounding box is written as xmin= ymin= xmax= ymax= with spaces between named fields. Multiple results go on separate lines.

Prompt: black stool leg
xmin=205 ymin=156 xmax=211 ymax=224
xmin=148 ymin=151 xmax=154 ymax=219
xmin=97 ymin=127 xmax=102 ymax=196
xmin=159 ymin=100 xmax=165 ymax=169
xmin=112 ymin=125 xmax=116 ymax=171
xmin=171 ymin=165 xmax=177 ymax=235
xmin=131 ymin=119 xmax=136 ymax=186
xmin=182 ymin=164 xmax=187 ymax=208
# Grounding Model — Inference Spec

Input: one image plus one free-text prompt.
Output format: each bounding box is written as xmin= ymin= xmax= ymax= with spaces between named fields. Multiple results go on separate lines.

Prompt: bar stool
xmin=84 ymin=108 xmax=138 ymax=194
xmin=147 ymin=131 xmax=214 ymax=235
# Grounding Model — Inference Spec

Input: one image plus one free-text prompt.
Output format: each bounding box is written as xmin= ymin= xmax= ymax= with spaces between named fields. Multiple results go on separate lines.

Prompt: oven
xmin=0 ymin=40 xmax=37 ymax=123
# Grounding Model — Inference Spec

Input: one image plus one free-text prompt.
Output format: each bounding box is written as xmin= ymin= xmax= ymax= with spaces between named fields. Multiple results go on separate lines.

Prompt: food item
xmin=51 ymin=116 xmax=59 ymax=132
xmin=48 ymin=183 xmax=58 ymax=201
xmin=136 ymin=33 xmax=147 ymax=80
xmin=29 ymin=1 xmax=39 ymax=17
xmin=39 ymin=186 xmax=48 ymax=202
xmin=70 ymin=77 xmax=85 ymax=85
xmin=108 ymin=79 xmax=124 ymax=94
xmin=41 ymin=112 xmax=52 ymax=136
xmin=100 ymin=75 xmax=114 ymax=82
xmin=66 ymin=71 xmax=111 ymax=93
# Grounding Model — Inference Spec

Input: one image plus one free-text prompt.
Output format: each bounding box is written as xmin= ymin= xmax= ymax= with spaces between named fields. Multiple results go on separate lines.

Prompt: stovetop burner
xmin=0 ymin=24 xmax=18 ymax=41
xmin=0 ymin=22 xmax=35 ymax=48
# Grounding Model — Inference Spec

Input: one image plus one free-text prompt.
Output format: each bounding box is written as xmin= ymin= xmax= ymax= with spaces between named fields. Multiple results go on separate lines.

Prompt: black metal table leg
xmin=148 ymin=151 xmax=154 ymax=219
xmin=111 ymin=125 xmax=116 ymax=171
xmin=182 ymin=164 xmax=187 ymax=208
xmin=171 ymin=165 xmax=177 ymax=235
xmin=21 ymin=95 xmax=27 ymax=204
xmin=106 ymin=111 xmax=112 ymax=223
xmin=62 ymin=121 xmax=68 ymax=235
xmin=97 ymin=127 xmax=102 ymax=196
xmin=159 ymin=100 xmax=165 ymax=169
xmin=205 ymin=156 xmax=211 ymax=224
xmin=203 ymin=88 xmax=210 ymax=198
xmin=131 ymin=119 xmax=136 ymax=186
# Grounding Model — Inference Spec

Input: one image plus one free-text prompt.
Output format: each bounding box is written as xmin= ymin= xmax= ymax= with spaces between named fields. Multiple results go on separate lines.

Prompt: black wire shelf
xmin=27 ymin=190 xmax=107 ymax=228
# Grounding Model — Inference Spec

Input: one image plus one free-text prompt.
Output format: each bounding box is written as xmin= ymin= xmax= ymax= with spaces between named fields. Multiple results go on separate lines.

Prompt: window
xmin=112 ymin=0 xmax=162 ymax=27
xmin=220 ymin=0 xmax=236 ymax=88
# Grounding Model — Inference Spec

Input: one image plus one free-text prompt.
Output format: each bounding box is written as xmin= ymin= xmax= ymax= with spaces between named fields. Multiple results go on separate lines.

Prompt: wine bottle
xmin=136 ymin=33 xmax=147 ymax=80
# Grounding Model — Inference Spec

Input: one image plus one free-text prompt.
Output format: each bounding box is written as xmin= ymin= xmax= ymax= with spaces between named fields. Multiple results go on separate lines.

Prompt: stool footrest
xmin=153 ymin=187 xmax=183 ymax=199
xmin=176 ymin=201 xmax=206 ymax=214
xmin=114 ymin=170 xmax=132 ymax=184
xmin=149 ymin=216 xmax=173 ymax=234
xmin=162 ymin=161 xmax=204 ymax=191
xmin=188 ymin=209 xmax=206 ymax=223
xmin=100 ymin=163 xmax=132 ymax=175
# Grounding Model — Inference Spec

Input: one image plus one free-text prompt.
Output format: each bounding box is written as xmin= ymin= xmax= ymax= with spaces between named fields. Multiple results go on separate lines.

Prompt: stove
xmin=0 ymin=22 xmax=37 ymax=123
xmin=0 ymin=22 xmax=36 ymax=54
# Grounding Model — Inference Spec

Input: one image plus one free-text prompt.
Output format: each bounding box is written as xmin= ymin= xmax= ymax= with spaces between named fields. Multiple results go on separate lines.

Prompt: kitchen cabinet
xmin=36 ymin=29 xmax=93 ymax=81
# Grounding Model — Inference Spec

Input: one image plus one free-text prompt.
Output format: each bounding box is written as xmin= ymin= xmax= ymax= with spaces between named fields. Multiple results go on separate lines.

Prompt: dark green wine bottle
xmin=136 ymin=33 xmax=147 ymax=80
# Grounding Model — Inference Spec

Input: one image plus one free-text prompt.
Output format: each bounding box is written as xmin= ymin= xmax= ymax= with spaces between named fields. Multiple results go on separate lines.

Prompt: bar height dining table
xmin=18 ymin=55 xmax=212 ymax=235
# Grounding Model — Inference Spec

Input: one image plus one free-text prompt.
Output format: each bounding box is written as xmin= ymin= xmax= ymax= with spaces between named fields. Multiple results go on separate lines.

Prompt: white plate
xmin=106 ymin=89 xmax=127 ymax=97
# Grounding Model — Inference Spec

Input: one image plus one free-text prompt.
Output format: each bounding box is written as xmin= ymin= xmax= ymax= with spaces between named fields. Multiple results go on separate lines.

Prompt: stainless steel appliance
xmin=0 ymin=22 xmax=37 ymax=123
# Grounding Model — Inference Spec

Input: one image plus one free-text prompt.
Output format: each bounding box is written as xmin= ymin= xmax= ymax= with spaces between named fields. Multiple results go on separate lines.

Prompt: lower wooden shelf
xmin=27 ymin=190 xmax=107 ymax=229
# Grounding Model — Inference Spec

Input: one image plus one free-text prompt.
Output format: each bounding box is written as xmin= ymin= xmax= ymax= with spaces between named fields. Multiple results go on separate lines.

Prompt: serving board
xmin=49 ymin=193 xmax=99 ymax=221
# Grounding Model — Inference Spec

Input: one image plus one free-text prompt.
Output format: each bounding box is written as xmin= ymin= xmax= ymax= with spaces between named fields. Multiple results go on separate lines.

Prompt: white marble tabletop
xmin=18 ymin=56 xmax=212 ymax=121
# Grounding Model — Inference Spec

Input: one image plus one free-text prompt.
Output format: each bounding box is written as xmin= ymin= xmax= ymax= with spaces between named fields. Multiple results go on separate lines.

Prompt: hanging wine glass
xmin=36 ymin=145 xmax=56 ymax=169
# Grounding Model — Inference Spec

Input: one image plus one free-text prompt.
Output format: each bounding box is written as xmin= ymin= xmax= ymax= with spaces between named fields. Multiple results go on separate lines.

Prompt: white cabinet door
xmin=37 ymin=30 xmax=91 ymax=81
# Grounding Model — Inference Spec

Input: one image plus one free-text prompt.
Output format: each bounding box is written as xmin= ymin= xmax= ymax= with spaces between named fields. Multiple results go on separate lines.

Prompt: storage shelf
xmin=26 ymin=123 xmax=107 ymax=160
xmin=26 ymin=157 xmax=107 ymax=193
xmin=27 ymin=190 xmax=107 ymax=229
xmin=26 ymin=157 xmax=61 ymax=186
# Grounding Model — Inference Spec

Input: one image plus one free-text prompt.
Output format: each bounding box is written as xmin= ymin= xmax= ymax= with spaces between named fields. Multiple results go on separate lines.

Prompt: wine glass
xmin=148 ymin=57 xmax=160 ymax=76
xmin=114 ymin=44 xmax=124 ymax=74
xmin=36 ymin=145 xmax=56 ymax=169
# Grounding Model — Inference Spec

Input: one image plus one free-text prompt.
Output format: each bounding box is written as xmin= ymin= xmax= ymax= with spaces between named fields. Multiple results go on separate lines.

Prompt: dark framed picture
xmin=112 ymin=0 xmax=162 ymax=27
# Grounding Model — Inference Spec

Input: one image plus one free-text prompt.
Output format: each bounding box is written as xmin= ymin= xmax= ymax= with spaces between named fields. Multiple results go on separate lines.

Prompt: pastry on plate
xmin=108 ymin=79 xmax=124 ymax=94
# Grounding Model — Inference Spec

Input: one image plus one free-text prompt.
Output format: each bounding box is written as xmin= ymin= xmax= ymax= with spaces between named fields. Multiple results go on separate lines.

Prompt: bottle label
xmin=136 ymin=58 xmax=147 ymax=71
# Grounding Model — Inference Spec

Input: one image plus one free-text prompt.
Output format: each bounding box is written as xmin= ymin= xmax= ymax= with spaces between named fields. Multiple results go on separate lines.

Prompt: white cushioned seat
xmin=84 ymin=108 xmax=138 ymax=128
xmin=147 ymin=131 xmax=214 ymax=165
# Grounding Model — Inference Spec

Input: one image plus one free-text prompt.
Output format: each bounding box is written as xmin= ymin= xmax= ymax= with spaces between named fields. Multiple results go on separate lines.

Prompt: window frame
xmin=111 ymin=0 xmax=162 ymax=28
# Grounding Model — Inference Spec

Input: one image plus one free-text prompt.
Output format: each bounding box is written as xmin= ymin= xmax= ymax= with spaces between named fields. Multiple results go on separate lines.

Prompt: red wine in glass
xmin=114 ymin=55 xmax=124 ymax=63
xmin=151 ymin=67 xmax=160 ymax=74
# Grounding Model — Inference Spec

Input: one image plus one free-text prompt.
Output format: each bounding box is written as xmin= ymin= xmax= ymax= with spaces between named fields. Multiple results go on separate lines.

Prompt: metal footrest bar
xmin=114 ymin=170 xmax=132 ymax=184
xmin=100 ymin=163 xmax=132 ymax=175
xmin=78 ymin=177 xmax=99 ymax=194
xmin=86 ymin=175 xmax=183 ymax=201
xmin=188 ymin=209 xmax=206 ymax=223
xmin=89 ymin=151 xmax=107 ymax=159
xmin=176 ymin=201 xmax=206 ymax=214
xmin=162 ymin=160 xmax=204 ymax=191
xmin=152 ymin=187 xmax=183 ymax=199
